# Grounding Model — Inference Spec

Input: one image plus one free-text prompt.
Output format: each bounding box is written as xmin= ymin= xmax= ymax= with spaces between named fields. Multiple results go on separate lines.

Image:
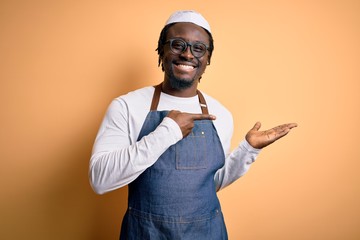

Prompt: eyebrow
xmin=168 ymin=37 xmax=209 ymax=45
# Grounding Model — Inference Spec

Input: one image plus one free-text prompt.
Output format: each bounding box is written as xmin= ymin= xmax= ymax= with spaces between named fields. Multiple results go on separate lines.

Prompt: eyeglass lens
xmin=170 ymin=39 xmax=207 ymax=58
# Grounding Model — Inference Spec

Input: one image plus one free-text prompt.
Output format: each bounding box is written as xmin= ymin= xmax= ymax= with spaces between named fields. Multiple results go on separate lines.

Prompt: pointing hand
xmin=167 ymin=110 xmax=216 ymax=137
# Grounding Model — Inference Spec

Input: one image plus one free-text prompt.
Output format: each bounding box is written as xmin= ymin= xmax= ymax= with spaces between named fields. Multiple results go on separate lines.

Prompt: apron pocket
xmin=176 ymin=124 xmax=207 ymax=170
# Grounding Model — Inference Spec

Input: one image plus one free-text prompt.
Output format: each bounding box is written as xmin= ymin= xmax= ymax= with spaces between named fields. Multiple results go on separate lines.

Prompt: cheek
xmin=162 ymin=47 xmax=173 ymax=62
xmin=162 ymin=50 xmax=173 ymax=65
xmin=197 ymin=58 xmax=208 ymax=73
xmin=162 ymin=55 xmax=173 ymax=71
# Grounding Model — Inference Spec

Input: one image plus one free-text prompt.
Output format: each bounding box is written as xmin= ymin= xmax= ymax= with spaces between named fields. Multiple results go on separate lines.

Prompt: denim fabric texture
xmin=120 ymin=107 xmax=228 ymax=239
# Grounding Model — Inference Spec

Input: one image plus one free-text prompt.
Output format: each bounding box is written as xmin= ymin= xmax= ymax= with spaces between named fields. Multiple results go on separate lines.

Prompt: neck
xmin=161 ymin=80 xmax=198 ymax=97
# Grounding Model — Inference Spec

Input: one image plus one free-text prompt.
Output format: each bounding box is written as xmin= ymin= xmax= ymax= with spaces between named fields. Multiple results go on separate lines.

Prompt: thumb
xmin=251 ymin=122 xmax=261 ymax=131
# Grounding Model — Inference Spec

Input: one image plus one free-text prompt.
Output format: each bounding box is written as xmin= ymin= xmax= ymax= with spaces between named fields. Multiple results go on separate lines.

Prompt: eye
xmin=193 ymin=43 xmax=206 ymax=53
xmin=171 ymin=40 xmax=186 ymax=51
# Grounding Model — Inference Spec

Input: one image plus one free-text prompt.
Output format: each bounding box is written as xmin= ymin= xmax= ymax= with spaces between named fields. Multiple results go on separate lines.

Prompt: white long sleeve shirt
xmin=89 ymin=86 xmax=260 ymax=194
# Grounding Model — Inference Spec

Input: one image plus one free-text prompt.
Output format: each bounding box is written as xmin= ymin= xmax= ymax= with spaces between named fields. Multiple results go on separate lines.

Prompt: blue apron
xmin=120 ymin=84 xmax=228 ymax=239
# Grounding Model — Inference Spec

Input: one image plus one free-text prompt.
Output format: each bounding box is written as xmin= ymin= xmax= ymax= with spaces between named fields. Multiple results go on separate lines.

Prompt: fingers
xmin=287 ymin=123 xmax=298 ymax=129
xmin=271 ymin=123 xmax=298 ymax=139
xmin=167 ymin=111 xmax=216 ymax=120
xmin=167 ymin=111 xmax=216 ymax=138
xmin=275 ymin=123 xmax=298 ymax=133
xmin=189 ymin=113 xmax=216 ymax=121
xmin=271 ymin=123 xmax=298 ymax=131
xmin=251 ymin=122 xmax=261 ymax=131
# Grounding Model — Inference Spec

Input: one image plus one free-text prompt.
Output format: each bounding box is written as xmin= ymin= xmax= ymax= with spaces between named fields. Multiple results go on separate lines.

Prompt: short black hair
xmin=156 ymin=23 xmax=215 ymax=71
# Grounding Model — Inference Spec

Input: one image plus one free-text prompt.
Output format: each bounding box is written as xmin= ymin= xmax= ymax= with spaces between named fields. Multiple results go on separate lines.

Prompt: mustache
xmin=174 ymin=56 xmax=201 ymax=67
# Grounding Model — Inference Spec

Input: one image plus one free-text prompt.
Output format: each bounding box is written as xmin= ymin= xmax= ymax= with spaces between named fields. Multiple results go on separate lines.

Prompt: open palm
xmin=245 ymin=122 xmax=298 ymax=149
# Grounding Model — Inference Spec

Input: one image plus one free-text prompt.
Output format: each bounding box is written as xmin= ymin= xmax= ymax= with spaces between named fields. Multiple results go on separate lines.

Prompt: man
xmin=89 ymin=10 xmax=297 ymax=239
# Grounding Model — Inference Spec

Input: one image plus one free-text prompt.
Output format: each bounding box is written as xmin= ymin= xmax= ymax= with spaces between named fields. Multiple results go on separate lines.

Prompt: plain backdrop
xmin=1 ymin=0 xmax=359 ymax=239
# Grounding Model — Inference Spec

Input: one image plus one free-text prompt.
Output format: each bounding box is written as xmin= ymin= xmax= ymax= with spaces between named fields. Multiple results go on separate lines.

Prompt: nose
xmin=180 ymin=45 xmax=194 ymax=59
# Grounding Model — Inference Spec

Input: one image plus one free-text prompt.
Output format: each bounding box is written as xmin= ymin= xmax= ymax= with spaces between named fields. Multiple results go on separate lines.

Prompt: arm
xmin=89 ymin=99 xmax=214 ymax=195
xmin=89 ymin=99 xmax=182 ymax=194
xmin=214 ymin=122 xmax=297 ymax=191
xmin=214 ymin=140 xmax=260 ymax=191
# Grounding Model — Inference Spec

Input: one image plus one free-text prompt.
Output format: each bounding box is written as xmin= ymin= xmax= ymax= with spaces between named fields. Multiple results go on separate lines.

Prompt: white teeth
xmin=178 ymin=64 xmax=194 ymax=69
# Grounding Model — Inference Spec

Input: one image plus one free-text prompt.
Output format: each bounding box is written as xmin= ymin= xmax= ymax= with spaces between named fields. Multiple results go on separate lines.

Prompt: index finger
xmin=284 ymin=123 xmax=298 ymax=129
xmin=189 ymin=113 xmax=216 ymax=121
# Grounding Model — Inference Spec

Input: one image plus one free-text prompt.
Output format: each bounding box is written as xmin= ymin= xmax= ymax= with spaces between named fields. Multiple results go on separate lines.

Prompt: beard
xmin=166 ymin=72 xmax=196 ymax=90
xmin=167 ymin=63 xmax=197 ymax=90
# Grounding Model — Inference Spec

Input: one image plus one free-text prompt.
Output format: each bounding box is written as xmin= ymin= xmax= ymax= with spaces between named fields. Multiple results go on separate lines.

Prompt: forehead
xmin=166 ymin=22 xmax=210 ymax=44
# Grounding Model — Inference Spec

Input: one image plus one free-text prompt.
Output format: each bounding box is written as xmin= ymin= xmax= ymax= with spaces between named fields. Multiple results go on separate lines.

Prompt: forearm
xmin=214 ymin=140 xmax=260 ymax=191
xmin=89 ymin=117 xmax=182 ymax=194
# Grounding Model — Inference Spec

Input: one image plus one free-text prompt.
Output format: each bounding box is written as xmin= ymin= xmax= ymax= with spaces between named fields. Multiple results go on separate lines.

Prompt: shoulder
xmin=117 ymin=86 xmax=154 ymax=105
xmin=106 ymin=86 xmax=154 ymax=119
xmin=106 ymin=86 xmax=155 ymax=142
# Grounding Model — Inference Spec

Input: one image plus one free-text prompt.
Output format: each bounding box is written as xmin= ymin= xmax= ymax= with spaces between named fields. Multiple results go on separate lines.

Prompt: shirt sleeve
xmin=214 ymin=140 xmax=261 ymax=191
xmin=89 ymin=99 xmax=183 ymax=194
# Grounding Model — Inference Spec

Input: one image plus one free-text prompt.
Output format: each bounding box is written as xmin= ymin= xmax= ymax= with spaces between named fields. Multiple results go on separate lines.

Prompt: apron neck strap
xmin=150 ymin=84 xmax=162 ymax=111
xmin=197 ymin=89 xmax=209 ymax=115
xmin=150 ymin=83 xmax=209 ymax=115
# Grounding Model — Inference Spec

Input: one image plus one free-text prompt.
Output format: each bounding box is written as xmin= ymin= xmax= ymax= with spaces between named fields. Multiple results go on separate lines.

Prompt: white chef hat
xmin=165 ymin=10 xmax=211 ymax=33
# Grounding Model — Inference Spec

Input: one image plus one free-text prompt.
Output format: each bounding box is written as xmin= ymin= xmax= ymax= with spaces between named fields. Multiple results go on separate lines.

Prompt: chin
xmin=168 ymin=76 xmax=196 ymax=90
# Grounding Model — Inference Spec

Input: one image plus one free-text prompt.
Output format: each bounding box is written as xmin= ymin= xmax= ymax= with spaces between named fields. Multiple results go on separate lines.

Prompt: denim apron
xmin=120 ymin=84 xmax=228 ymax=240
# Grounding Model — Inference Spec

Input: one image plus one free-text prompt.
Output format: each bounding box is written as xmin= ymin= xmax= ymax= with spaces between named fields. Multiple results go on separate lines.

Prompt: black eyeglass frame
xmin=164 ymin=38 xmax=209 ymax=58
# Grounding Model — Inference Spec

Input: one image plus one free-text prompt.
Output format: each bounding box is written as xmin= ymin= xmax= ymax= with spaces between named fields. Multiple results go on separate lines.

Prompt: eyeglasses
xmin=165 ymin=38 xmax=209 ymax=58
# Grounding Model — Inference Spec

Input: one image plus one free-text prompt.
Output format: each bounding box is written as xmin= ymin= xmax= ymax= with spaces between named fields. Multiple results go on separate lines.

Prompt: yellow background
xmin=1 ymin=0 xmax=359 ymax=239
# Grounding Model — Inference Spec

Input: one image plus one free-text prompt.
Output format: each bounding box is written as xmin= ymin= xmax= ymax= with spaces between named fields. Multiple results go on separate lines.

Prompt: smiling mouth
xmin=175 ymin=63 xmax=195 ymax=70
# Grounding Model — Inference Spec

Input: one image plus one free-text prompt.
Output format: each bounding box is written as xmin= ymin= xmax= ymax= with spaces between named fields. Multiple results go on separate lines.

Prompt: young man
xmin=89 ymin=10 xmax=297 ymax=239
